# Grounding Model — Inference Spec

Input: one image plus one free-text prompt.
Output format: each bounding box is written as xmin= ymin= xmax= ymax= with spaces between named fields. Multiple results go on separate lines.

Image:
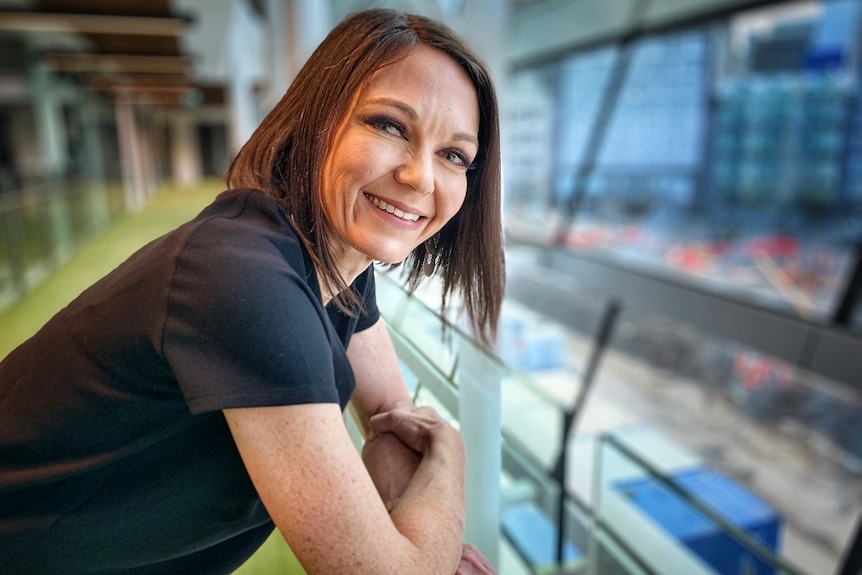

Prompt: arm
xmin=347 ymin=318 xmax=413 ymax=434
xmin=224 ymin=401 xmax=465 ymax=575
xmin=348 ymin=319 xmax=499 ymax=575
xmin=347 ymin=319 xmax=423 ymax=502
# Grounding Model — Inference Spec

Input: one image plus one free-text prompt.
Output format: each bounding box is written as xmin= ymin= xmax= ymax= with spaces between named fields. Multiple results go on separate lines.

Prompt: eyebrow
xmin=364 ymin=97 xmax=479 ymax=146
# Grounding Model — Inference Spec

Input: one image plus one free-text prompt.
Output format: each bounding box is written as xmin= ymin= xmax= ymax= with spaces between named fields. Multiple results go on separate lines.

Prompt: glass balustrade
xmin=0 ymin=177 xmax=121 ymax=310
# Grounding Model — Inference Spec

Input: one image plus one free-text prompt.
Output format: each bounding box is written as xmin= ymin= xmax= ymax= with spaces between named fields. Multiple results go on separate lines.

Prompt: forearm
xmin=365 ymin=406 xmax=468 ymax=574
xmin=348 ymin=322 xmax=469 ymax=571
xmin=360 ymin=431 xmax=465 ymax=574
xmin=388 ymin=440 xmax=466 ymax=574
xmin=227 ymin=404 xmax=464 ymax=575
xmin=363 ymin=419 xmax=496 ymax=575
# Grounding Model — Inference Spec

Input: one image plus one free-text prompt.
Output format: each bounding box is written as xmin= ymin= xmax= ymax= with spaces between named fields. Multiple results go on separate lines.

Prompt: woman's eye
xmin=367 ymin=116 xmax=405 ymax=138
xmin=443 ymin=149 xmax=473 ymax=169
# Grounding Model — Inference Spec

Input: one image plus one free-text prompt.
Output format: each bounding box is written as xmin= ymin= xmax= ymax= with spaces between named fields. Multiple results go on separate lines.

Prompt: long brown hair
xmin=226 ymin=8 xmax=504 ymax=346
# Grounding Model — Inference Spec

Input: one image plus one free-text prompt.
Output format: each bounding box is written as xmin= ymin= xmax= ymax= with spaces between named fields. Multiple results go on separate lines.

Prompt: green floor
xmin=0 ymin=180 xmax=306 ymax=574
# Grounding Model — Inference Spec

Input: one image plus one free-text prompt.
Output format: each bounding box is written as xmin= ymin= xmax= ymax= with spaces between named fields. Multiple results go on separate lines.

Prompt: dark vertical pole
xmin=833 ymin=241 xmax=862 ymax=326
xmin=837 ymin=513 xmax=862 ymax=575
xmin=693 ymin=23 xmax=718 ymax=218
xmin=554 ymin=300 xmax=621 ymax=565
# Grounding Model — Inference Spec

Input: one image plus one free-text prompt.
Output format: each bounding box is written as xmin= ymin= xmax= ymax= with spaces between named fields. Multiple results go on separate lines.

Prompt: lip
xmin=363 ymin=192 xmax=427 ymax=223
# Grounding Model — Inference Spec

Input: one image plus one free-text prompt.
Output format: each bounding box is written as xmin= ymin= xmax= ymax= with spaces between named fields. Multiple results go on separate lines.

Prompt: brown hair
xmin=226 ymin=8 xmax=504 ymax=346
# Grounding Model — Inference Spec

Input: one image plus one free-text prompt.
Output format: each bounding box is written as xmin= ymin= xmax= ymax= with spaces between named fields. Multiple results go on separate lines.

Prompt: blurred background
xmin=0 ymin=1 xmax=861 ymax=574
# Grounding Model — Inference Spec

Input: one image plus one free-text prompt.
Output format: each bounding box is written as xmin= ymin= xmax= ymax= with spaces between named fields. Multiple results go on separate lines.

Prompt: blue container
xmin=501 ymin=502 xmax=581 ymax=569
xmin=616 ymin=468 xmax=782 ymax=575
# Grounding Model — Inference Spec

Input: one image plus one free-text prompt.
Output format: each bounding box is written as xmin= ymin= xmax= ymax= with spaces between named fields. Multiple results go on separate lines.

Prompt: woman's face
xmin=321 ymin=45 xmax=480 ymax=269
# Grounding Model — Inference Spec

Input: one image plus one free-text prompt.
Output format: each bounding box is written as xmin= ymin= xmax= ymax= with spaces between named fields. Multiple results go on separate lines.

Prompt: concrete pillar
xmin=261 ymin=0 xmax=331 ymax=113
xmin=30 ymin=65 xmax=66 ymax=177
xmin=286 ymin=0 xmax=330 ymax=80
xmin=264 ymin=0 xmax=289 ymax=110
xmin=170 ymin=111 xmax=202 ymax=188
xmin=225 ymin=0 xmax=270 ymax=156
xmin=447 ymin=0 xmax=511 ymax=215
xmin=449 ymin=0 xmax=508 ymax=90
xmin=80 ymin=100 xmax=110 ymax=228
xmin=137 ymin=110 xmax=155 ymax=200
xmin=80 ymin=101 xmax=106 ymax=183
xmin=115 ymin=98 xmax=146 ymax=211
xmin=143 ymin=110 xmax=161 ymax=198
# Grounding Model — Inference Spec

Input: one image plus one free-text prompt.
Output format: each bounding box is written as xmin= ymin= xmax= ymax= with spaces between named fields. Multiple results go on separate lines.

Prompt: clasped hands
xmin=364 ymin=407 xmax=497 ymax=575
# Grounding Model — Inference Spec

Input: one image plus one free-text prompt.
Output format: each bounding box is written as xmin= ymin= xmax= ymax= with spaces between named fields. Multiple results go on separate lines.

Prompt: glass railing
xmin=376 ymin=269 xmax=593 ymax=574
xmin=376 ymin=266 xmax=850 ymax=575
xmin=0 ymin=177 xmax=124 ymax=311
xmin=506 ymin=242 xmax=861 ymax=575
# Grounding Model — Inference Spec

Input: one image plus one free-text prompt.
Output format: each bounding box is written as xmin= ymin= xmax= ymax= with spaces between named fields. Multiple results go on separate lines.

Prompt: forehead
xmin=352 ymin=45 xmax=479 ymax=129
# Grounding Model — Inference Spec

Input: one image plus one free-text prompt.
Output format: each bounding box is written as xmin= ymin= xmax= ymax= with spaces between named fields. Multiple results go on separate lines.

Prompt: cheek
xmin=438 ymin=180 xmax=469 ymax=221
xmin=341 ymin=145 xmax=389 ymax=184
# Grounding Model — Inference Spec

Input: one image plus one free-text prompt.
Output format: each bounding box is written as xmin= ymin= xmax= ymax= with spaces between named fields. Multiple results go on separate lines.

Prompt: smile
xmin=365 ymin=194 xmax=421 ymax=222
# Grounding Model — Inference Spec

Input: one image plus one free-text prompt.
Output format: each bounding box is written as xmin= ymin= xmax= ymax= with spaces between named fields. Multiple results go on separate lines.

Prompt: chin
xmin=366 ymin=246 xmax=414 ymax=266
xmin=374 ymin=255 xmax=408 ymax=266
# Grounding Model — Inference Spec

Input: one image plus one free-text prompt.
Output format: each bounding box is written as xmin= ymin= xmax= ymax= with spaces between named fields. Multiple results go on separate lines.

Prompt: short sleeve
xmin=162 ymin=212 xmax=352 ymax=414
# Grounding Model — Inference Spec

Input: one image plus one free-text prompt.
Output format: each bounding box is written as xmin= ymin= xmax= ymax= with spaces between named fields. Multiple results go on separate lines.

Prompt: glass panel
xmin=374 ymin=267 xmax=411 ymax=322
xmin=18 ymin=187 xmax=56 ymax=288
xmin=375 ymin=269 xmax=459 ymax=382
xmin=604 ymin=312 xmax=861 ymax=575
xmin=503 ymin=2 xmax=862 ymax=571
xmin=497 ymin=258 xmax=860 ymax=574
xmin=0 ymin=177 xmax=129 ymax=313
xmin=504 ymin=0 xmax=861 ymax=325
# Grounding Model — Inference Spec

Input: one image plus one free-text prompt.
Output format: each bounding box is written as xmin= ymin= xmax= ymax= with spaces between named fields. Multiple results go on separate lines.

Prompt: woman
xmin=0 ymin=8 xmax=503 ymax=575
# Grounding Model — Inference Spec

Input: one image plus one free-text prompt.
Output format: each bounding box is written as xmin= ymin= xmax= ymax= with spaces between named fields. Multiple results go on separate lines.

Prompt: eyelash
xmin=366 ymin=116 xmax=405 ymax=138
xmin=445 ymin=149 xmax=472 ymax=170
xmin=364 ymin=115 xmax=475 ymax=170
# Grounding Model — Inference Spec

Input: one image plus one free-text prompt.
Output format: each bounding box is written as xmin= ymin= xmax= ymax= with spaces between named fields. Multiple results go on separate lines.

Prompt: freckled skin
xmin=362 ymin=432 xmax=421 ymax=505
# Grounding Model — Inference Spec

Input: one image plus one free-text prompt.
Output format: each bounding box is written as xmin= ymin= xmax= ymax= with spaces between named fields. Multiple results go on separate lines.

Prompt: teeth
xmin=367 ymin=194 xmax=420 ymax=222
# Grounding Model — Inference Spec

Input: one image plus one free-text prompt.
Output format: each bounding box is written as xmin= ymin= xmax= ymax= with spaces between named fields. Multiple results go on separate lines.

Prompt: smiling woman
xmin=319 ymin=44 xmax=479 ymax=275
xmin=0 ymin=8 xmax=503 ymax=575
xmin=228 ymin=9 xmax=504 ymax=345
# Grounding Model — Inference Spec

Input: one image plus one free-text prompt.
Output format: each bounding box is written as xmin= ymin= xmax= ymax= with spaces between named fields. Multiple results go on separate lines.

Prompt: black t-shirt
xmin=0 ymin=188 xmax=379 ymax=574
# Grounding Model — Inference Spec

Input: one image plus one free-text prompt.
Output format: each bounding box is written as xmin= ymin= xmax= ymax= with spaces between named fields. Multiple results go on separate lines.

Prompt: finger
xmin=369 ymin=408 xmax=440 ymax=452
xmin=368 ymin=410 xmax=427 ymax=452
xmin=456 ymin=544 xmax=497 ymax=574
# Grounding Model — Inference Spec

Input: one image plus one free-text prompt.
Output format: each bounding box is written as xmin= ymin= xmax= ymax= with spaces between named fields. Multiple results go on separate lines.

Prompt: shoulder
xmin=177 ymin=189 xmax=311 ymax=286
xmin=165 ymin=188 xmax=323 ymax=349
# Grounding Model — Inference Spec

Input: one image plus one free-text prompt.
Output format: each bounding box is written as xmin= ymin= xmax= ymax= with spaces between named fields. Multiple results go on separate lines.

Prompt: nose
xmin=394 ymin=151 xmax=434 ymax=194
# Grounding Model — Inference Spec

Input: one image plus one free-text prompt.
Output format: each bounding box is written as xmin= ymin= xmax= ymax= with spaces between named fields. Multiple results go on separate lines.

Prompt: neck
xmin=317 ymin=254 xmax=373 ymax=307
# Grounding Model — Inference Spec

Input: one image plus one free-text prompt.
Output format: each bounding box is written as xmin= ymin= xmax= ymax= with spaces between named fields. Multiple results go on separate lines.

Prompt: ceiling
xmin=0 ymin=0 xmax=225 ymax=106
xmin=0 ymin=0 xmax=789 ymax=107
